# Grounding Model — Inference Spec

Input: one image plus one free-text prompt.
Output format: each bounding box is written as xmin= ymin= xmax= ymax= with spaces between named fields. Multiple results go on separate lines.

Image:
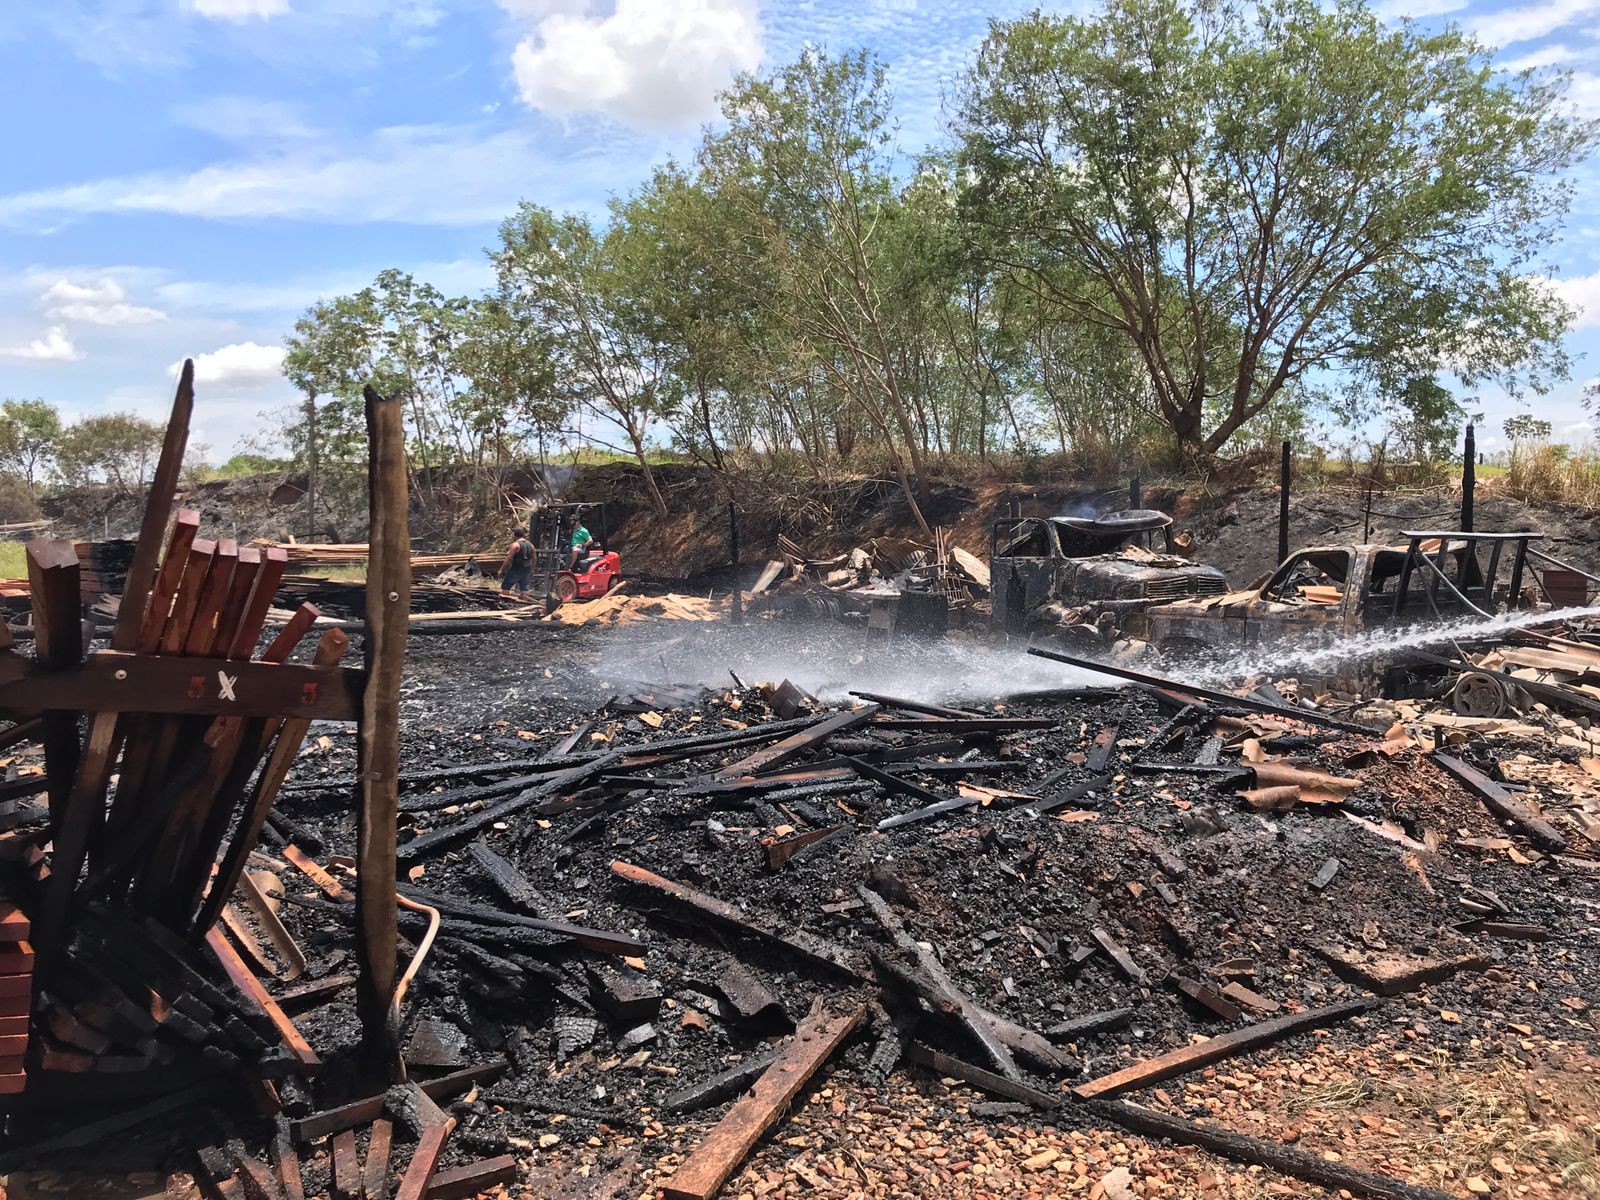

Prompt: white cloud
xmin=41 ymin=277 xmax=166 ymax=326
xmin=180 ymin=341 xmax=287 ymax=388
xmin=170 ymin=96 xmax=318 ymax=142
xmin=184 ymin=0 xmax=290 ymax=21
xmin=508 ymin=0 xmax=763 ymax=132
xmin=1374 ymin=0 xmax=1467 ymax=20
xmin=1467 ymin=0 xmax=1600 ymax=49
xmin=0 ymin=122 xmax=638 ymax=229
xmin=1500 ymin=43 xmax=1580 ymax=70
xmin=0 ymin=327 xmax=81 ymax=363
xmin=1549 ymin=269 xmax=1600 ymax=329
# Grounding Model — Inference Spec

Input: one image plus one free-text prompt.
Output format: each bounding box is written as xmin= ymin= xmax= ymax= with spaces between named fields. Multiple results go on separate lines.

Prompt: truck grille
xmin=1143 ymin=575 xmax=1226 ymax=601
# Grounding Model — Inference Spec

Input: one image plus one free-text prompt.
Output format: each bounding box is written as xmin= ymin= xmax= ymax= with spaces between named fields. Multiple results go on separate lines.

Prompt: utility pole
xmin=305 ymin=390 xmax=318 ymax=543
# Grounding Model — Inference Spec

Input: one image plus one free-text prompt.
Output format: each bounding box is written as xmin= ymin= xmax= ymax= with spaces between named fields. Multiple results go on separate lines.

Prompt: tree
xmin=954 ymin=0 xmax=1596 ymax=464
xmin=496 ymin=205 xmax=674 ymax=515
xmin=699 ymin=49 xmax=936 ymax=535
xmin=55 ymin=413 xmax=165 ymax=493
xmin=0 ymin=398 xmax=62 ymax=497
xmin=1504 ymin=412 xmax=1554 ymax=469
xmin=1387 ymin=376 xmax=1463 ymax=464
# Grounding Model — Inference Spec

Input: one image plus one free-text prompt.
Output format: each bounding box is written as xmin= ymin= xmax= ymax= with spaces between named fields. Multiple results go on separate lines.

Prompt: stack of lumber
xmin=0 ymin=894 xmax=30 ymax=1098
xmin=251 ymin=539 xmax=478 ymax=575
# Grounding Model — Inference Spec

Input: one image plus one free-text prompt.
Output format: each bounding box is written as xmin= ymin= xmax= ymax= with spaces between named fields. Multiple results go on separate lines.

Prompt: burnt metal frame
xmin=1390 ymin=531 xmax=1542 ymax=621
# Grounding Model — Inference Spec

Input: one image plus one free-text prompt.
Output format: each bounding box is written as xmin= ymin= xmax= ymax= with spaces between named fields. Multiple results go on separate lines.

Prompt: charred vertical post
xmin=1462 ymin=423 xmax=1476 ymax=533
xmin=306 ymin=391 xmax=318 ymax=543
xmin=1129 ymin=476 xmax=1141 ymax=510
xmin=358 ymin=385 xmax=407 ymax=1075
xmin=1278 ymin=440 xmax=1291 ymax=565
xmin=729 ymin=501 xmax=743 ymax=625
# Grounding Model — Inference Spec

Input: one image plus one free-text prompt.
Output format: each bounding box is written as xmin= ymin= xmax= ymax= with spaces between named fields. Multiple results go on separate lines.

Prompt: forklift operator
xmin=569 ymin=516 xmax=594 ymax=570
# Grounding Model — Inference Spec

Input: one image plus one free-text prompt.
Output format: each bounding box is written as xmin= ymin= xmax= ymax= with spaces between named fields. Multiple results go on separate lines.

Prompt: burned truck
xmin=1144 ymin=529 xmax=1583 ymax=697
xmin=990 ymin=510 xmax=1228 ymax=643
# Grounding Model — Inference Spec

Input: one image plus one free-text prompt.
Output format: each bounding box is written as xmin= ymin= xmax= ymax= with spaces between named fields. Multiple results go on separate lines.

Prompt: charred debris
xmin=1 ymin=397 xmax=1599 ymax=1200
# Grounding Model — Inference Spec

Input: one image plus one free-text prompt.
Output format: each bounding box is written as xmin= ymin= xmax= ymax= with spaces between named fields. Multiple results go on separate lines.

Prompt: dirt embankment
xmin=33 ymin=464 xmax=1600 ymax=591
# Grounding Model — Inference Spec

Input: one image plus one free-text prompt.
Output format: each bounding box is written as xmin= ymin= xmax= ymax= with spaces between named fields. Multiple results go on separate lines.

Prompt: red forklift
xmin=524 ymin=502 xmax=621 ymax=606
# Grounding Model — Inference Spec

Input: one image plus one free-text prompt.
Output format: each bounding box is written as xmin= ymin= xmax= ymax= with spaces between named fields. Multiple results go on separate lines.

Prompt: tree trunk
xmin=627 ymin=423 xmax=669 ymax=516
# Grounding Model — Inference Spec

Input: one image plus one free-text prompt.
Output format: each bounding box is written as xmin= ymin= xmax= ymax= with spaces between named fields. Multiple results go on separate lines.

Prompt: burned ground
xmin=10 ymin=616 xmax=1595 ymax=1199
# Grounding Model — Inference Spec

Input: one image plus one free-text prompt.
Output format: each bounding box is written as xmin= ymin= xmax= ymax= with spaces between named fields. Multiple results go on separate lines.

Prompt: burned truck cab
xmin=989 ymin=510 xmax=1228 ymax=644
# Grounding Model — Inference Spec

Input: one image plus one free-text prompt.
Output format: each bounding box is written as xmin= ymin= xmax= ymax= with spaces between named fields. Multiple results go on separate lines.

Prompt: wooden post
xmin=357 ymin=385 xmax=407 ymax=1073
xmin=1129 ymin=476 xmax=1141 ymax=510
xmin=1461 ymin=422 xmax=1475 ymax=532
xmin=1278 ymin=439 xmax=1291 ymax=565
xmin=306 ymin=390 xmax=319 ymax=543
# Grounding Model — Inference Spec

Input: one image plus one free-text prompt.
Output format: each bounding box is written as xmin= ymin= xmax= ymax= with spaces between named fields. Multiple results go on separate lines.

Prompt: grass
xmin=0 ymin=542 xmax=26 ymax=579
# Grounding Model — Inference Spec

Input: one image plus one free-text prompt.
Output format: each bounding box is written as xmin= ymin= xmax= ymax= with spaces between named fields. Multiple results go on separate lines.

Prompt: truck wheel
xmin=1451 ymin=671 xmax=1508 ymax=718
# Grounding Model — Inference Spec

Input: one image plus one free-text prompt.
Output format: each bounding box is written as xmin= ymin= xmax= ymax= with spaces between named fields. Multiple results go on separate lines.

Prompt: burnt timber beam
xmin=659 ymin=1005 xmax=864 ymax=1200
xmin=1026 ymin=645 xmax=1380 ymax=735
xmin=290 ymin=1061 xmax=506 ymax=1142
xmin=869 ymin=717 xmax=1056 ymax=733
xmin=424 ymin=1156 xmax=516 ymax=1200
xmin=397 ymin=885 xmax=643 ymax=956
xmin=662 ymin=1046 xmax=784 ymax=1113
xmin=1432 ymin=754 xmax=1567 ymax=853
xmin=0 ymin=651 xmax=365 ymax=720
xmin=847 ymin=691 xmax=984 ymax=719
xmin=905 ymin=1044 xmax=1058 ymax=1109
xmin=610 ymin=860 xmax=862 ymax=978
xmin=1073 ymin=997 xmax=1375 ymax=1099
xmin=204 ymin=927 xmax=321 ymax=1076
xmin=397 ymin=751 xmax=623 ymax=863
xmin=717 ymin=704 xmax=879 ymax=778
xmin=1082 ymin=1098 xmax=1459 ymax=1200
xmin=856 ymin=885 xmax=1023 ymax=1082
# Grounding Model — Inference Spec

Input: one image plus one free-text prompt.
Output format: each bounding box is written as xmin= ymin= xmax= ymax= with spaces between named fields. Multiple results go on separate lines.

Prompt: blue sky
xmin=0 ymin=0 xmax=1597 ymax=463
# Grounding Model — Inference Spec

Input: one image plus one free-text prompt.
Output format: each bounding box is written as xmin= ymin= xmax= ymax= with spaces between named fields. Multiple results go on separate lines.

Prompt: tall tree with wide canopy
xmin=954 ymin=0 xmax=1595 ymax=463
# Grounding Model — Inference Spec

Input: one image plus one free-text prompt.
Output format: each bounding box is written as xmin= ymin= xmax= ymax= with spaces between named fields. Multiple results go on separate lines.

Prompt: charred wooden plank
xmin=195 ymin=626 xmax=350 ymax=934
xmin=875 ymin=795 xmax=978 ymax=831
xmin=717 ymin=705 xmax=879 ymax=778
xmin=765 ymin=825 xmax=850 ymax=870
xmin=1045 ymin=1007 xmax=1134 ymax=1042
xmin=270 ymin=1131 xmax=304 ymax=1200
xmin=659 ymin=1005 xmax=863 ymax=1200
xmin=278 ymin=974 xmax=355 ymax=1013
xmin=290 ymin=1061 xmax=506 ymax=1142
xmin=0 ymin=651 xmax=364 ymax=720
xmin=843 ymin=755 xmax=946 ymax=809
xmin=904 ymin=1043 xmax=1058 ymax=1109
xmin=25 ymin=538 xmax=83 ymax=830
xmin=869 ymin=716 xmax=1056 ymax=733
xmin=465 ymin=841 xmax=552 ymax=914
xmin=331 ymin=1129 xmax=362 ymax=1200
xmin=397 ymin=751 xmax=624 ymax=863
xmin=1029 ymin=771 xmax=1117 ymax=816
xmin=398 ymin=886 xmax=643 ymax=956
xmin=1090 ymin=928 xmax=1150 ymax=987
xmin=611 ymin=860 xmax=861 ymax=978
xmin=364 ymin=1118 xmax=394 ymax=1200
xmin=856 ymin=885 xmax=1022 ymax=1082
xmin=204 ymin=926 xmax=321 ymax=1076
xmin=847 ymin=691 xmax=983 ymax=719
xmin=1082 ymin=1097 xmax=1459 ymax=1200
xmin=394 ymin=1124 xmax=452 ymax=1200
xmin=424 ymin=1155 xmax=515 ymax=1200
xmin=662 ymin=1046 xmax=783 ymax=1113
xmin=1433 ymin=754 xmax=1568 ymax=853
xmin=1073 ymin=998 xmax=1375 ymax=1099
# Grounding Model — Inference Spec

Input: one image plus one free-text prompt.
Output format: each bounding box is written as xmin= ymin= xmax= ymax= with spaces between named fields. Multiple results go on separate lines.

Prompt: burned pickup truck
xmin=990 ymin=510 xmax=1228 ymax=643
xmin=1144 ymin=529 xmax=1585 ymax=695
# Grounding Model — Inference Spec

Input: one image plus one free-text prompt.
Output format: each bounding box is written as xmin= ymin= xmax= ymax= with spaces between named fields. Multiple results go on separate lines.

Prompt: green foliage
xmin=215 ymin=452 xmax=291 ymax=478
xmin=1504 ymin=414 xmax=1553 ymax=445
xmin=0 ymin=398 xmax=62 ymax=496
xmin=953 ymin=0 xmax=1596 ymax=461
xmin=55 ymin=412 xmax=165 ymax=493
